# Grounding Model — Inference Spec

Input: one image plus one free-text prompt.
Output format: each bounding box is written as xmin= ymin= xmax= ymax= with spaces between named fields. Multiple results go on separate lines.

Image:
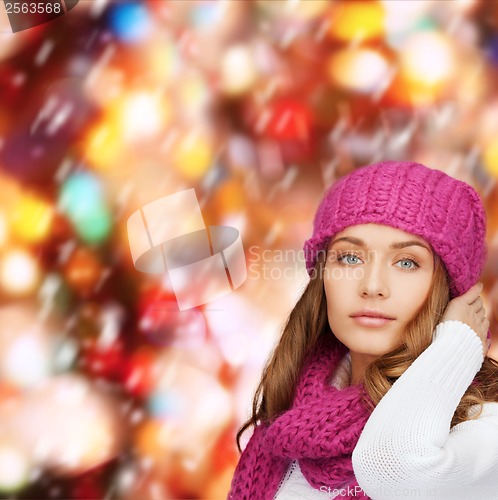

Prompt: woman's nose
xmin=359 ymin=262 xmax=389 ymax=297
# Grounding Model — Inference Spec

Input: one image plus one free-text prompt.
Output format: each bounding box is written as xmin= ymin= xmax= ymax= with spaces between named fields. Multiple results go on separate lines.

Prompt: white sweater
xmin=274 ymin=321 xmax=498 ymax=499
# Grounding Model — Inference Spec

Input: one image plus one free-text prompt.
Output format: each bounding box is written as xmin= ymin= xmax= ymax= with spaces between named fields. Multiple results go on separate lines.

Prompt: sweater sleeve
xmin=352 ymin=320 xmax=498 ymax=500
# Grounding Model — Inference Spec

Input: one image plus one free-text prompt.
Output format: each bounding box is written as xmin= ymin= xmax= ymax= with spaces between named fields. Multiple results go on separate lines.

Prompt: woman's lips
xmin=351 ymin=316 xmax=395 ymax=327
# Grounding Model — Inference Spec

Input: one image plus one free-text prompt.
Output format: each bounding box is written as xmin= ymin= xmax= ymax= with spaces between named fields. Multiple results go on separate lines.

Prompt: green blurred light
xmin=59 ymin=172 xmax=104 ymax=218
xmin=72 ymin=203 xmax=112 ymax=244
xmin=413 ymin=18 xmax=437 ymax=32
xmin=59 ymin=172 xmax=112 ymax=244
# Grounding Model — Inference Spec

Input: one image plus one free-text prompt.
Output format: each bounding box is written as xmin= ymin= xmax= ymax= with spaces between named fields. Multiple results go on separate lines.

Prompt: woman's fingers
xmin=465 ymin=282 xmax=483 ymax=304
xmin=472 ymin=297 xmax=483 ymax=311
xmin=476 ymin=304 xmax=486 ymax=322
xmin=473 ymin=297 xmax=484 ymax=312
xmin=441 ymin=281 xmax=491 ymax=356
xmin=469 ymin=284 xmax=489 ymax=338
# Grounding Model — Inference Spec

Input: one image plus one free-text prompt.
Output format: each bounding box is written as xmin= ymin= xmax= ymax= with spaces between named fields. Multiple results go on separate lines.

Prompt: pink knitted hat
xmin=303 ymin=160 xmax=488 ymax=299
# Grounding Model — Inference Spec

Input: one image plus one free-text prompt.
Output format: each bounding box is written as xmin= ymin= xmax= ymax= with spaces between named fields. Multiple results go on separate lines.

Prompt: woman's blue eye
xmin=338 ymin=253 xmax=361 ymax=265
xmin=398 ymin=259 xmax=417 ymax=270
xmin=337 ymin=253 xmax=420 ymax=271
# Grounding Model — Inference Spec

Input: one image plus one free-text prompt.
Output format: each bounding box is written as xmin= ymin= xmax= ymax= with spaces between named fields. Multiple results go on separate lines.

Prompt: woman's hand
xmin=441 ymin=282 xmax=491 ymax=358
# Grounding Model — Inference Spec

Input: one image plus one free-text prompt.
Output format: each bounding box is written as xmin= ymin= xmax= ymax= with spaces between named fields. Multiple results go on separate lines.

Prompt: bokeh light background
xmin=1 ymin=0 xmax=498 ymax=498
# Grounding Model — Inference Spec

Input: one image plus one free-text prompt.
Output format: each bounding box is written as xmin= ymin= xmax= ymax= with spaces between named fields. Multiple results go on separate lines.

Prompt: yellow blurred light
xmin=146 ymin=41 xmax=180 ymax=83
xmin=0 ymin=249 xmax=39 ymax=295
xmin=0 ymin=442 xmax=31 ymax=492
xmin=400 ymin=31 xmax=455 ymax=88
xmin=483 ymin=141 xmax=498 ymax=178
xmin=85 ymin=92 xmax=172 ymax=168
xmin=327 ymin=48 xmax=390 ymax=94
xmin=178 ymin=72 xmax=211 ymax=117
xmin=257 ymin=0 xmax=330 ymax=19
xmin=171 ymin=131 xmax=214 ymax=181
xmin=0 ymin=210 xmax=8 ymax=248
xmin=11 ymin=193 xmax=53 ymax=243
xmin=221 ymin=45 xmax=259 ymax=96
xmin=116 ymin=92 xmax=172 ymax=141
xmin=84 ymin=122 xmax=122 ymax=171
xmin=0 ymin=175 xmax=21 ymax=217
xmin=328 ymin=1 xmax=384 ymax=42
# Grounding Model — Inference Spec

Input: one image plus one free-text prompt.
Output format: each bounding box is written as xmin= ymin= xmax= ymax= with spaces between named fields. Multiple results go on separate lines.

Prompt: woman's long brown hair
xmin=236 ymin=251 xmax=498 ymax=452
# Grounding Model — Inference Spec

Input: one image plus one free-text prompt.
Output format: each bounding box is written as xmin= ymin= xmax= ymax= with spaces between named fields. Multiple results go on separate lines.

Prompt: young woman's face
xmin=323 ymin=223 xmax=434 ymax=363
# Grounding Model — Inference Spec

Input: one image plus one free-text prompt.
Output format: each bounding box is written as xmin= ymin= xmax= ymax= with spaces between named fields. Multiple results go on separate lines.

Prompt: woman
xmin=227 ymin=161 xmax=498 ymax=500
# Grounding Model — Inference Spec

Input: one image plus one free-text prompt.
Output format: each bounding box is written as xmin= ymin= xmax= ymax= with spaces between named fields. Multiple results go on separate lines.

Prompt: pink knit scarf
xmin=228 ymin=335 xmax=373 ymax=500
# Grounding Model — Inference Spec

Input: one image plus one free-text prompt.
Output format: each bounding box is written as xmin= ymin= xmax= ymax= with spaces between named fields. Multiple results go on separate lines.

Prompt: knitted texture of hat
xmin=227 ymin=335 xmax=372 ymax=500
xmin=303 ymin=161 xmax=488 ymax=299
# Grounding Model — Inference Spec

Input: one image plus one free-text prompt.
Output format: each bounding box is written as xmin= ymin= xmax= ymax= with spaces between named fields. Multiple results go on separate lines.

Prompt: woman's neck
xmin=349 ymin=351 xmax=378 ymax=385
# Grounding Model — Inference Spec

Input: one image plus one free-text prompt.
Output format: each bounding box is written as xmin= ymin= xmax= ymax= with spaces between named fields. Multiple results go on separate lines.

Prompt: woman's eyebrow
xmin=330 ymin=236 xmax=432 ymax=254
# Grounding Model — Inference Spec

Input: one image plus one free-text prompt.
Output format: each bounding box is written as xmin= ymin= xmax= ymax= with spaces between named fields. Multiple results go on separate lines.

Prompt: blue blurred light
xmin=108 ymin=2 xmax=152 ymax=43
xmin=190 ymin=3 xmax=223 ymax=30
xmin=59 ymin=171 xmax=112 ymax=244
xmin=59 ymin=171 xmax=104 ymax=218
xmin=72 ymin=202 xmax=113 ymax=244
xmin=486 ymin=36 xmax=498 ymax=65
xmin=147 ymin=391 xmax=184 ymax=419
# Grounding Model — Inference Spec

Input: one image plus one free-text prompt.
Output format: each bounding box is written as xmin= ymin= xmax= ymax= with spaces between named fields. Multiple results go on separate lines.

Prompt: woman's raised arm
xmin=352 ymin=320 xmax=498 ymax=500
